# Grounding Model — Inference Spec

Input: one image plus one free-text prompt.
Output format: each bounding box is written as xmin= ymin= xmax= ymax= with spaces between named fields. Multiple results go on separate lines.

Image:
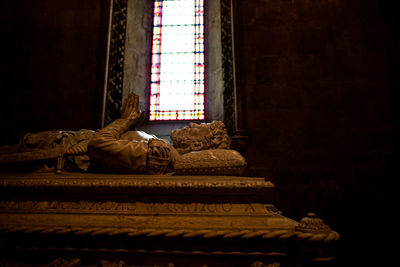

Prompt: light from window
xmin=149 ymin=0 xmax=205 ymax=121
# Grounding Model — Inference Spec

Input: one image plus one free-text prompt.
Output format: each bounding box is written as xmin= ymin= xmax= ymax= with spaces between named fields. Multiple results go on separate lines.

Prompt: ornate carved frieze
xmin=0 ymin=173 xmax=339 ymax=266
xmin=0 ymin=201 xmax=269 ymax=216
xmin=220 ymin=0 xmax=236 ymax=135
xmin=104 ymin=0 xmax=128 ymax=126
xmin=0 ymin=173 xmax=274 ymax=195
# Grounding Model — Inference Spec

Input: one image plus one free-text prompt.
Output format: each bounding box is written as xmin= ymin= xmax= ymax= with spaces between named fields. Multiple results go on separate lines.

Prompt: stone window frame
xmin=102 ymin=0 xmax=242 ymax=140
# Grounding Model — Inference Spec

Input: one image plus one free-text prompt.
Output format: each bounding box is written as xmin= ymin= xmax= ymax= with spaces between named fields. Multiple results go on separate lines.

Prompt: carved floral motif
xmin=220 ymin=0 xmax=236 ymax=135
xmin=104 ymin=0 xmax=128 ymax=125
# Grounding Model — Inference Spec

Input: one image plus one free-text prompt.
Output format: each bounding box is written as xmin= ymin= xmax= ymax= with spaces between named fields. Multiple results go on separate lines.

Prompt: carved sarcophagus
xmin=0 ymin=173 xmax=339 ymax=266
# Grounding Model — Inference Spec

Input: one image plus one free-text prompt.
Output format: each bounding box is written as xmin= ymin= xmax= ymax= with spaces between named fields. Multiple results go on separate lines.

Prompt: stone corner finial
xmin=295 ymin=212 xmax=331 ymax=233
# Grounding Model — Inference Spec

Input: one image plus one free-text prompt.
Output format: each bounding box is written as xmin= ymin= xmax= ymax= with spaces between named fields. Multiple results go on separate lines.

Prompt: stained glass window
xmin=149 ymin=0 xmax=205 ymax=121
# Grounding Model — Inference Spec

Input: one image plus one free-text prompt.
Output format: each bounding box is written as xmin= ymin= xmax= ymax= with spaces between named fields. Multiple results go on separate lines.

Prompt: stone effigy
xmin=0 ymin=129 xmax=95 ymax=173
xmin=0 ymin=94 xmax=246 ymax=175
xmin=0 ymin=98 xmax=338 ymax=266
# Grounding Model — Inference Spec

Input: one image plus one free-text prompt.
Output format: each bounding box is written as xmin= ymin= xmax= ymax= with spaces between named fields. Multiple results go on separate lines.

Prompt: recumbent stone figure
xmin=0 ymin=94 xmax=246 ymax=175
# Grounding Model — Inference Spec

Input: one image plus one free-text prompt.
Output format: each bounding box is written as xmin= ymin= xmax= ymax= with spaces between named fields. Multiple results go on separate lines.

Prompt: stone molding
xmin=45 ymin=257 xmax=282 ymax=267
xmin=0 ymin=173 xmax=273 ymax=195
xmin=0 ymin=225 xmax=339 ymax=243
xmin=0 ymin=173 xmax=339 ymax=265
xmin=0 ymin=201 xmax=270 ymax=215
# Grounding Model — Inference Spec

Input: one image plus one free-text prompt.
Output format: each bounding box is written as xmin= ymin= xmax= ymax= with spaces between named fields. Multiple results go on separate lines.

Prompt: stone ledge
xmin=0 ymin=173 xmax=274 ymax=196
xmin=0 ymin=225 xmax=340 ymax=243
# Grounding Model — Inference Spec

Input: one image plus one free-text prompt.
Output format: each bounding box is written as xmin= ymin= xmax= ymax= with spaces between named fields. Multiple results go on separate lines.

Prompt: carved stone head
xmin=170 ymin=121 xmax=230 ymax=154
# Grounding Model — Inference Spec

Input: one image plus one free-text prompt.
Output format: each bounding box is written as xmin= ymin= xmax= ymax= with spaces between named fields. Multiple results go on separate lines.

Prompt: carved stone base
xmin=0 ymin=173 xmax=338 ymax=266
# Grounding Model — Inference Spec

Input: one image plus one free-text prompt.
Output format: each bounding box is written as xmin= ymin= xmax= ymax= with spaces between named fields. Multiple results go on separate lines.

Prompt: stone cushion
xmin=173 ymin=149 xmax=246 ymax=175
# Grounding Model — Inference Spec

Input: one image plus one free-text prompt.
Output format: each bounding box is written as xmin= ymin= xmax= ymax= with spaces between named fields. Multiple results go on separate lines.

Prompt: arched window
xmin=149 ymin=0 xmax=205 ymax=121
xmin=103 ymin=0 xmax=238 ymax=139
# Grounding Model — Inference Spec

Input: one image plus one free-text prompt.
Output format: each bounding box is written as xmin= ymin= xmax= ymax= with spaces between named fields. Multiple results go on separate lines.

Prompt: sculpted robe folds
xmin=88 ymin=118 xmax=148 ymax=173
xmin=88 ymin=118 xmax=175 ymax=174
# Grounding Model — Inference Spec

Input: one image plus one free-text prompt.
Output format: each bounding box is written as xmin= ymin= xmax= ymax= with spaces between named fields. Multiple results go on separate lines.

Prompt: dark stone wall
xmin=0 ymin=0 xmax=108 ymax=145
xmin=235 ymin=0 xmax=399 ymax=265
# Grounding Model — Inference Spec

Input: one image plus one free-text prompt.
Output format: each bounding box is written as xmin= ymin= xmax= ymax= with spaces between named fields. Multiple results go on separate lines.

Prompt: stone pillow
xmin=173 ymin=149 xmax=246 ymax=175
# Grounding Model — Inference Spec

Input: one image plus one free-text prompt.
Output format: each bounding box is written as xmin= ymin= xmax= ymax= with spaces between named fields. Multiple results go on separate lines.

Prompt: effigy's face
xmin=170 ymin=121 xmax=230 ymax=154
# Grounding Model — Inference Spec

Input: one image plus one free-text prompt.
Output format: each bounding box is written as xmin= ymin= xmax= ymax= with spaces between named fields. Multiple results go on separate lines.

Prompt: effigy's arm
xmin=87 ymin=118 xmax=149 ymax=173
xmin=88 ymin=94 xmax=148 ymax=173
xmin=87 ymin=93 xmax=176 ymax=174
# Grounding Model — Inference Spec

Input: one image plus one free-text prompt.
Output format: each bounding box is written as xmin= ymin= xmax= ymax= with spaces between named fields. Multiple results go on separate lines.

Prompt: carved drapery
xmin=104 ymin=0 xmax=128 ymax=126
